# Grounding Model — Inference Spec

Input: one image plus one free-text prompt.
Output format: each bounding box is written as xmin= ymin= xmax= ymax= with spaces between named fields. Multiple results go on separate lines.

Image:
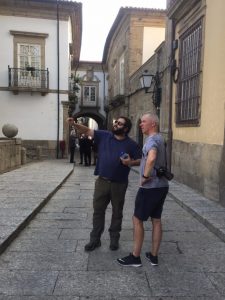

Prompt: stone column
xmin=62 ymin=101 xmax=70 ymax=158
xmin=36 ymin=146 xmax=42 ymax=160
xmin=21 ymin=147 xmax=26 ymax=165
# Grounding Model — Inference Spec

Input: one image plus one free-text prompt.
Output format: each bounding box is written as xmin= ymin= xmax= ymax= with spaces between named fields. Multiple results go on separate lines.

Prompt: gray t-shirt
xmin=140 ymin=133 xmax=169 ymax=189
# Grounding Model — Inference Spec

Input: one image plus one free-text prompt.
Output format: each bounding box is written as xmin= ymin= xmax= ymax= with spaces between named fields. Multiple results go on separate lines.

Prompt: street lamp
xmin=139 ymin=71 xmax=162 ymax=113
xmin=139 ymin=71 xmax=154 ymax=93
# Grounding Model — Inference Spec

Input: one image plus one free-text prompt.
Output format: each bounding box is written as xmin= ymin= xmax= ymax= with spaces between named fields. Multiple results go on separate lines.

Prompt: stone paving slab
xmin=168 ymin=180 xmax=225 ymax=242
xmin=0 ymin=297 xmax=224 ymax=300
xmin=53 ymin=271 xmax=151 ymax=297
xmin=0 ymin=161 xmax=225 ymax=298
xmin=0 ymin=160 xmax=73 ymax=254
xmin=0 ymin=269 xmax=58 ymax=296
xmin=0 ymin=251 xmax=88 ymax=271
xmin=132 ymin=166 xmax=225 ymax=243
xmin=145 ymin=271 xmax=220 ymax=298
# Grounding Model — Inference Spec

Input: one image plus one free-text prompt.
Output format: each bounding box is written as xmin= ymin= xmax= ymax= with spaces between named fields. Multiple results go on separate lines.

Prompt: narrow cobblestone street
xmin=0 ymin=162 xmax=225 ymax=299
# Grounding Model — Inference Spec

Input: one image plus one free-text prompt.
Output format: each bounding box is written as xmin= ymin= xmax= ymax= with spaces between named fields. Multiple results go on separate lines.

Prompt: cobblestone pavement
xmin=0 ymin=160 xmax=225 ymax=299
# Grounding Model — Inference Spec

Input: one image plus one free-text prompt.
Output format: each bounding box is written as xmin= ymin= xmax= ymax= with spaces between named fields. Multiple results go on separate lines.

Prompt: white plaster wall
xmin=142 ymin=27 xmax=165 ymax=64
xmin=0 ymin=91 xmax=64 ymax=140
xmin=0 ymin=15 xmax=70 ymax=140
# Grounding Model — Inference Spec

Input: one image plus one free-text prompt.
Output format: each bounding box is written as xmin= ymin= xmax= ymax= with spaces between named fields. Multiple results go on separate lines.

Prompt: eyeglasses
xmin=114 ymin=120 xmax=126 ymax=126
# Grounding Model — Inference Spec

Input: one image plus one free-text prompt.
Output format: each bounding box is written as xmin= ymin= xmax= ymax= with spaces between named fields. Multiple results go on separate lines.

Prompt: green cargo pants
xmin=90 ymin=176 xmax=128 ymax=242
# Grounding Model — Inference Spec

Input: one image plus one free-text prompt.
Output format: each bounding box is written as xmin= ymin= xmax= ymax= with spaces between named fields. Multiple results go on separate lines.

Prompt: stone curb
xmin=169 ymin=183 xmax=225 ymax=243
xmin=0 ymin=163 xmax=74 ymax=255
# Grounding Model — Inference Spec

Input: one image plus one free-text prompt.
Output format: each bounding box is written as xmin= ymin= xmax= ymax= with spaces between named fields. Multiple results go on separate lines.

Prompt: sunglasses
xmin=114 ymin=120 xmax=126 ymax=126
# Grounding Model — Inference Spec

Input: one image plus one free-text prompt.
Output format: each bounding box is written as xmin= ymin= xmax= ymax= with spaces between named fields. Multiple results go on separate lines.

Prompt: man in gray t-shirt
xmin=140 ymin=133 xmax=169 ymax=189
xmin=117 ymin=112 xmax=169 ymax=267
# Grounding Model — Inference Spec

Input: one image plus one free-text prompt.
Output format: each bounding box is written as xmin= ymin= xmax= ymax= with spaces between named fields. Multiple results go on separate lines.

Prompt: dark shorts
xmin=134 ymin=187 xmax=169 ymax=221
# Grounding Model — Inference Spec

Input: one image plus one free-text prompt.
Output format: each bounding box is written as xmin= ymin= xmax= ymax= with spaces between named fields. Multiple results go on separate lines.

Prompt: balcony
xmin=8 ymin=66 xmax=49 ymax=95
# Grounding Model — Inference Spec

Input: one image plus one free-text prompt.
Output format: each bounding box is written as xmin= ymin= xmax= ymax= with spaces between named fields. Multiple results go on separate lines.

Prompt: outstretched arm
xmin=67 ymin=117 xmax=94 ymax=138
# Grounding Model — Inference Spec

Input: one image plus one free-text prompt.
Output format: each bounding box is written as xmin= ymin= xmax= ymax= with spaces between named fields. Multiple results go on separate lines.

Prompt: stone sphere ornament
xmin=2 ymin=123 xmax=18 ymax=138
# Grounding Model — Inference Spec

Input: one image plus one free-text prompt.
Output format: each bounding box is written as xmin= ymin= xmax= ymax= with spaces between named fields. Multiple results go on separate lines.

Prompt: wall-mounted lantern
xmin=139 ymin=71 xmax=162 ymax=113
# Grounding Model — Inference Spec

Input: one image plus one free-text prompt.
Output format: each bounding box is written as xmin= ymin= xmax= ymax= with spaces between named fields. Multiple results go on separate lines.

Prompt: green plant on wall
xmin=68 ymin=74 xmax=80 ymax=116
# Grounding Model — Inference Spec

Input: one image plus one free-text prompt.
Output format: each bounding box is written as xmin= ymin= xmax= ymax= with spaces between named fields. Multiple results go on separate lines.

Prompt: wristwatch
xmin=142 ymin=175 xmax=150 ymax=179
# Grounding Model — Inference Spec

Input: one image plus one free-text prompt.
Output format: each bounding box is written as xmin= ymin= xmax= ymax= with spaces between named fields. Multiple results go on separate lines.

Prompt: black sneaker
xmin=145 ymin=252 xmax=158 ymax=266
xmin=117 ymin=253 xmax=142 ymax=267
xmin=109 ymin=239 xmax=119 ymax=251
xmin=84 ymin=240 xmax=101 ymax=252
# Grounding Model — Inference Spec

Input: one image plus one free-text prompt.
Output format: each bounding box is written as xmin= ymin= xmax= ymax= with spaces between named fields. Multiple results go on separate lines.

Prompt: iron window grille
xmin=176 ymin=18 xmax=203 ymax=125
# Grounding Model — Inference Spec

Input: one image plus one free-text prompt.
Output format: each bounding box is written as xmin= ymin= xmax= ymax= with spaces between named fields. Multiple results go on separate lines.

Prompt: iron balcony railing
xmin=8 ymin=66 xmax=49 ymax=92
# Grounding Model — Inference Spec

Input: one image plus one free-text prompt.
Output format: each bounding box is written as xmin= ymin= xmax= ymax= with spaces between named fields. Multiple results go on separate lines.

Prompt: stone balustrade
xmin=0 ymin=138 xmax=22 ymax=173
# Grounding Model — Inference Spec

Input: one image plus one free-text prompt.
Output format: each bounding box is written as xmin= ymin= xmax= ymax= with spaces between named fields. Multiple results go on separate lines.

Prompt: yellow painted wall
xmin=172 ymin=0 xmax=225 ymax=145
xmin=143 ymin=27 xmax=165 ymax=64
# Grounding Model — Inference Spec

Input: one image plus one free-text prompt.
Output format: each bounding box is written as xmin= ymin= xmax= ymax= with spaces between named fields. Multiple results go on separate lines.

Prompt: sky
xmin=78 ymin=0 xmax=167 ymax=61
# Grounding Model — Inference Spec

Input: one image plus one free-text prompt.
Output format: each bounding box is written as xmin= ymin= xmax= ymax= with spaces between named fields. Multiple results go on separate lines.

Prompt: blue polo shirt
xmin=94 ymin=130 xmax=141 ymax=183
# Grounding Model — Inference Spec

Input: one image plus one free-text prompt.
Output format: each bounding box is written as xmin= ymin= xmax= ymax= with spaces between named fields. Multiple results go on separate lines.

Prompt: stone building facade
xmin=73 ymin=61 xmax=107 ymax=129
xmin=102 ymin=1 xmax=225 ymax=206
xmin=128 ymin=42 xmax=167 ymax=146
xmin=0 ymin=0 xmax=82 ymax=160
xmin=102 ymin=7 xmax=166 ymax=128
xmin=166 ymin=0 xmax=225 ymax=205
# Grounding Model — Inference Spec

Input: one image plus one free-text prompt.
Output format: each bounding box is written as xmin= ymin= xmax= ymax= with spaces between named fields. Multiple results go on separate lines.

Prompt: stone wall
xmin=172 ymin=140 xmax=222 ymax=202
xmin=0 ymin=138 xmax=21 ymax=173
xmin=21 ymin=140 xmax=57 ymax=161
xmin=128 ymin=42 xmax=167 ymax=143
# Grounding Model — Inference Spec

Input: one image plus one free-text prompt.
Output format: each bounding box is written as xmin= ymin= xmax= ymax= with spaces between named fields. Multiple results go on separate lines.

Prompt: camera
xmin=155 ymin=166 xmax=174 ymax=181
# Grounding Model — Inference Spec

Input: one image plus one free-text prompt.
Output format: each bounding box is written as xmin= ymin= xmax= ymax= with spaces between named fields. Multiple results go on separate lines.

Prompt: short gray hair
xmin=142 ymin=112 xmax=159 ymax=126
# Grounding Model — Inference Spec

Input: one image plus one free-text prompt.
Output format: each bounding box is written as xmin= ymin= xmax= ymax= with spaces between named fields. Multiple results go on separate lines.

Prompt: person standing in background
xmin=69 ymin=126 xmax=76 ymax=163
xmin=83 ymin=135 xmax=92 ymax=166
xmin=79 ymin=134 xmax=86 ymax=165
xmin=92 ymin=139 xmax=98 ymax=165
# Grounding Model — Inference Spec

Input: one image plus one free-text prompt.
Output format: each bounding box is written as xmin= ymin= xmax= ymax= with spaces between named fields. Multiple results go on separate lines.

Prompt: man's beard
xmin=112 ymin=127 xmax=125 ymax=135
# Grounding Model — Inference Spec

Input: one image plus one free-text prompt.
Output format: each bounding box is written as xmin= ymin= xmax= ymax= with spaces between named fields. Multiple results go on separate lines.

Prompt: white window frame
xmin=17 ymin=43 xmax=42 ymax=87
xmin=83 ymin=85 xmax=96 ymax=104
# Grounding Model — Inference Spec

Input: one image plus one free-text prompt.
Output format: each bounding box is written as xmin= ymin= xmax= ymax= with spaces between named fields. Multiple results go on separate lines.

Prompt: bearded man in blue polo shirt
xmin=68 ymin=116 xmax=141 ymax=251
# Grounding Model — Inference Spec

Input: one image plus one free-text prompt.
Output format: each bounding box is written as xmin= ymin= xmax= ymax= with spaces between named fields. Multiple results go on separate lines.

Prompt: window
xmin=18 ymin=44 xmax=41 ymax=69
xmin=119 ymin=54 xmax=125 ymax=95
xmin=176 ymin=19 xmax=203 ymax=125
xmin=17 ymin=43 xmax=41 ymax=87
xmin=113 ymin=65 xmax=117 ymax=96
xmin=83 ymin=86 xmax=96 ymax=102
xmin=10 ymin=31 xmax=48 ymax=89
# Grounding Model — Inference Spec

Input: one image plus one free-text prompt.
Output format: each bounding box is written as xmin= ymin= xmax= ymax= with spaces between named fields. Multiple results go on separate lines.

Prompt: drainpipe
xmin=167 ymin=18 xmax=176 ymax=171
xmin=56 ymin=0 xmax=60 ymax=158
xmin=101 ymin=63 xmax=107 ymax=129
